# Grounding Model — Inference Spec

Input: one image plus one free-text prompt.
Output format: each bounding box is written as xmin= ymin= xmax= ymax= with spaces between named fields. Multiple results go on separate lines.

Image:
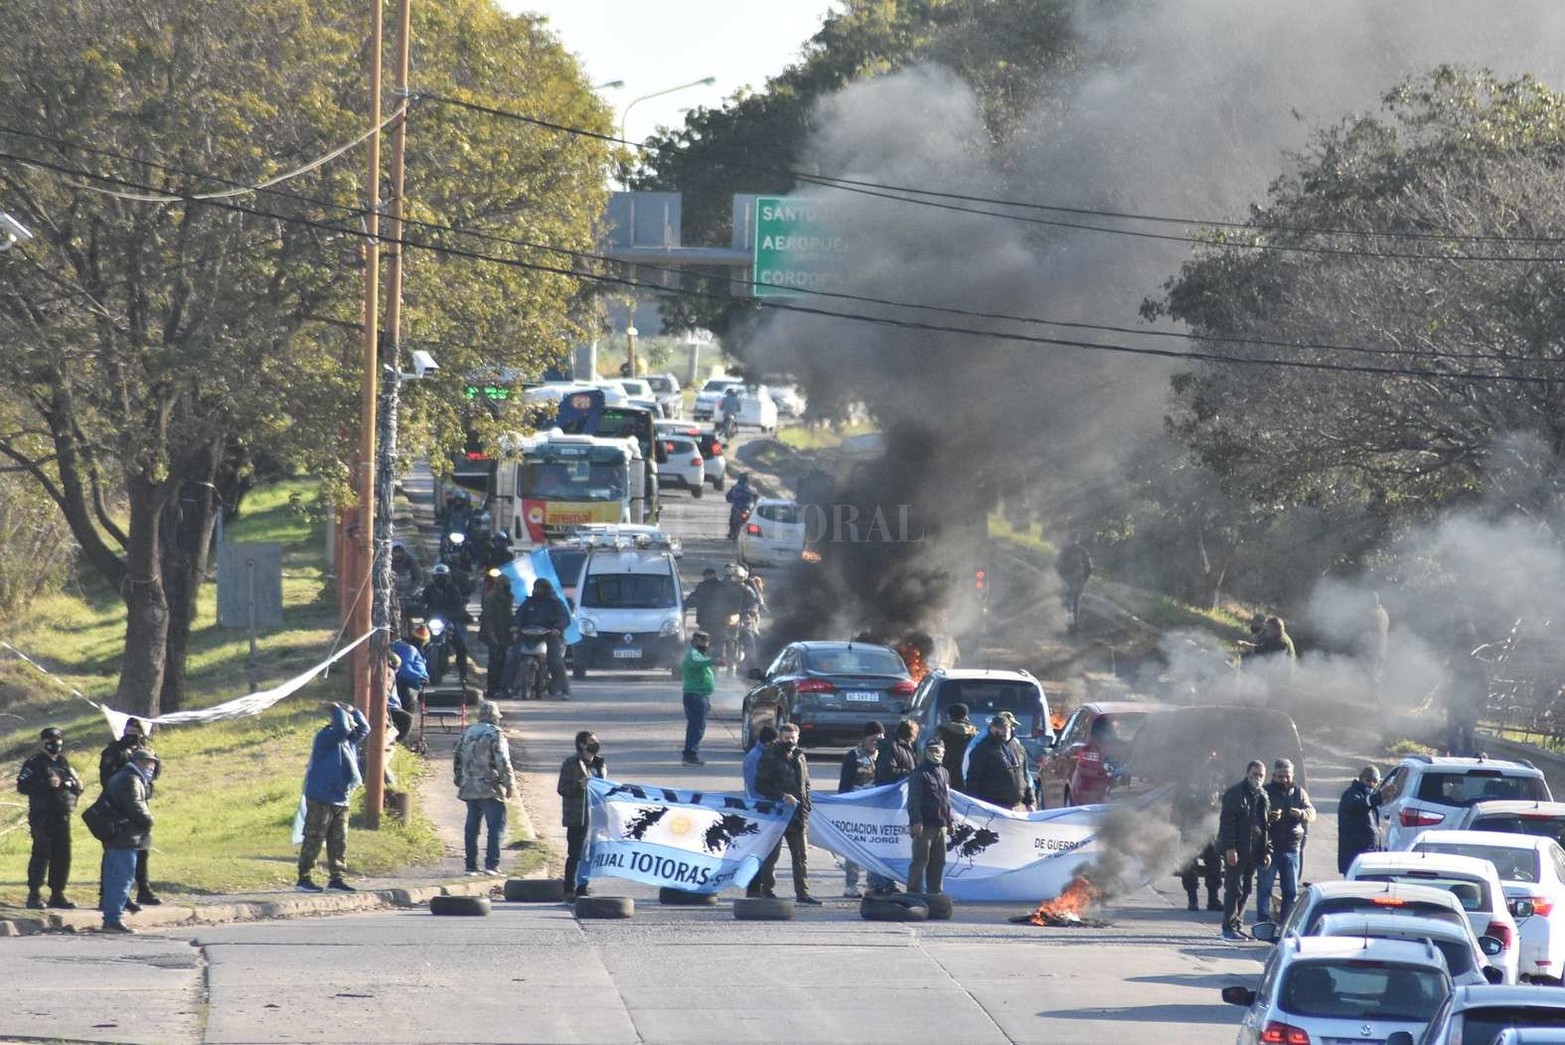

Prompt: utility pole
xmin=364 ymin=0 xmax=412 ymax=829
xmin=353 ymin=0 xmax=383 ymax=732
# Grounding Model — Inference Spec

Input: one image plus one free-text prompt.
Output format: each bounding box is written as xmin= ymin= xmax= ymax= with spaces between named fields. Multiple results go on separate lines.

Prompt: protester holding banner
xmin=558 ymin=730 xmax=606 ymax=900
xmin=965 ymin=711 xmax=1035 ymax=812
xmin=906 ymin=739 xmax=953 ymax=895
xmin=837 ymin=720 xmax=883 ymax=897
xmin=868 ymin=719 xmax=919 ymax=895
xmin=98 ymin=718 xmax=162 ymax=909
xmin=752 ymin=723 xmax=822 ymax=904
xmin=743 ymin=724 xmax=779 ymax=800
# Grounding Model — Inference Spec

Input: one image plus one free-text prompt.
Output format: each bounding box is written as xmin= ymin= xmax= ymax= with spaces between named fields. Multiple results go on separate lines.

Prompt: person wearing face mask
xmin=1258 ymin=758 xmax=1314 ymax=924
xmin=98 ymin=719 xmax=161 ymax=909
xmin=99 ymin=748 xmax=159 ymax=933
xmin=906 ymin=738 xmax=953 ymax=896
xmin=1217 ymin=759 xmax=1272 ymax=941
xmin=557 ymin=730 xmax=606 ymax=900
xmin=752 ymin=723 xmax=821 ymax=905
xmin=964 ymin=711 xmax=1036 ymax=812
xmin=16 ymin=727 xmax=83 ymax=910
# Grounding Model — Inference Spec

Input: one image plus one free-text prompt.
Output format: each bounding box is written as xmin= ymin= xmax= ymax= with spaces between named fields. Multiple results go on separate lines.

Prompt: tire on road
xmin=659 ymin=887 xmax=718 ymax=906
xmin=733 ymin=897 xmax=795 ymax=921
xmin=910 ymin=893 xmax=953 ymax=920
xmin=860 ymin=895 xmax=929 ymax=922
xmin=503 ymin=878 xmax=565 ymax=903
xmin=575 ymin=895 xmax=634 ymax=919
xmin=429 ymin=893 xmax=491 ymax=917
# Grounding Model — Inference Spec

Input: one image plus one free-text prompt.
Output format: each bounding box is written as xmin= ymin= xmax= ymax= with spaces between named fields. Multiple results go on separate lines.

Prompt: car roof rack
xmin=576 ymin=529 xmax=677 ymax=552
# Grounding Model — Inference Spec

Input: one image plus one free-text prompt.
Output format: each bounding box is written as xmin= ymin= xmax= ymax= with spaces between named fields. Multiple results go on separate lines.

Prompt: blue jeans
xmin=1257 ymin=849 xmax=1300 ymax=922
xmin=683 ymin=693 xmax=709 ymax=759
xmin=464 ymin=798 xmax=508 ymax=871
xmin=101 ymin=847 xmax=138 ymax=926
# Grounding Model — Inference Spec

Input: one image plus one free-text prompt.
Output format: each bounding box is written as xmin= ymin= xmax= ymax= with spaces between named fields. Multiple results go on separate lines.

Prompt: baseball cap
xmin=992 ymin=710 xmax=1020 ymax=727
xmin=130 ymin=748 xmax=159 ymax=764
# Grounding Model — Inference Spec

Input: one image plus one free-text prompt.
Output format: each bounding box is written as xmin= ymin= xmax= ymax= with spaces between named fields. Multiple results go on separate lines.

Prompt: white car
xmin=1406 ymin=983 xmax=1565 ymax=1044
xmin=646 ymin=373 xmax=682 ymax=418
xmin=738 ymin=498 xmax=806 ymax=567
xmin=1222 ymin=935 xmax=1451 ymax=1045
xmin=693 ymin=375 xmax=742 ymax=420
xmin=711 ymin=385 xmax=779 ymax=432
xmin=1258 ymin=880 xmax=1474 ymax=946
xmin=1415 ymin=830 xmax=1565 ymax=985
xmin=1447 ymin=800 xmax=1565 ymax=849
xmin=1347 ymin=850 xmax=1520 ymax=984
xmin=1314 ymin=912 xmax=1506 ymax=987
xmin=655 ymin=434 xmax=704 ymax=497
xmin=654 ymin=421 xmax=726 ymax=489
xmin=1378 ymin=756 xmax=1551 ymax=852
xmin=768 ymin=383 xmax=806 ymax=417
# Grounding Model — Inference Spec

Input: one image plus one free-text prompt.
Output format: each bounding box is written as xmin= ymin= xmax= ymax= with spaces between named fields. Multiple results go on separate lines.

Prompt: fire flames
xmin=1020 ymin=875 xmax=1105 ymax=927
xmin=899 ymin=643 xmax=928 ymax=682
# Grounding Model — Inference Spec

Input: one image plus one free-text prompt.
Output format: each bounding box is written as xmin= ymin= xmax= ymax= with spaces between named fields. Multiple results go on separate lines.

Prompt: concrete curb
xmin=0 ymin=876 xmax=499 ymax=937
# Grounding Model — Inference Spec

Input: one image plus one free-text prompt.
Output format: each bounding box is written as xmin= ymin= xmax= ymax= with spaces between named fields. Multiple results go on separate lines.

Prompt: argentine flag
xmin=500 ymin=549 xmax=581 ymax=644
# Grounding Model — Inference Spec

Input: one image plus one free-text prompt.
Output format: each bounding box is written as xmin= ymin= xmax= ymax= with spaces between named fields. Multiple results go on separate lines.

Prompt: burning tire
xmin=429 ymin=894 xmax=491 ymax=917
xmin=910 ymin=892 xmax=953 ymax=920
xmin=575 ymin=895 xmax=634 ymax=919
xmin=860 ymin=895 xmax=929 ymax=922
xmin=734 ymin=897 xmax=794 ymax=921
xmin=658 ymin=887 xmax=717 ymax=907
xmin=503 ymin=878 xmax=565 ymax=903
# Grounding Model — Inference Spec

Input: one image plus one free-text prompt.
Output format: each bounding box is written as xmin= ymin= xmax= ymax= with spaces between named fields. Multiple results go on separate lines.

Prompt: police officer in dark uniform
xmin=1217 ymin=759 xmax=1271 ymax=940
xmin=17 ymin=727 xmax=82 ymax=909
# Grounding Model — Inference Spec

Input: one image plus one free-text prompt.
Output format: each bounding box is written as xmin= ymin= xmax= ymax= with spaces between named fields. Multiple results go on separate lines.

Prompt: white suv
xmin=1379 ymin=756 xmax=1551 ymax=851
xmin=1222 ymin=935 xmax=1451 ymax=1045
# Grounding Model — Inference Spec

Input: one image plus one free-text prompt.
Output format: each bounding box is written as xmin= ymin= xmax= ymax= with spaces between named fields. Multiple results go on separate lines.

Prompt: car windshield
xmin=580 ymin=573 xmax=677 ymax=610
xmin=647 ymin=376 xmax=674 ymax=393
xmin=1279 ymin=961 xmax=1446 ymax=1021
xmin=520 ymin=460 xmax=625 ymax=502
xmin=1416 ymin=771 xmax=1549 ymax=807
xmin=1471 ymin=814 xmax=1565 ymax=848
xmin=804 ymin=647 xmax=906 ymax=676
xmin=936 ymin=681 xmax=1042 ymax=732
xmin=1352 ymin=874 xmax=1490 ymax=911
xmin=1415 ymin=842 xmax=1541 ymax=883
xmin=1307 ymin=898 xmax=1466 ymax=933
xmin=1460 ymin=1007 xmax=1565 ymax=1040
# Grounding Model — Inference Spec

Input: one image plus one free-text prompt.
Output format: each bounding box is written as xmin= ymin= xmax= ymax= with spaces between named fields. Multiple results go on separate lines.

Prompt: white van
xmin=571 ymin=534 xmax=685 ymax=679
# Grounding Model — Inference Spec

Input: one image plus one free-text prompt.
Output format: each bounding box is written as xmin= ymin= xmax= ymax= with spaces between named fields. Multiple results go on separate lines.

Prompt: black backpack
xmin=80 ymin=790 xmax=124 ymax=843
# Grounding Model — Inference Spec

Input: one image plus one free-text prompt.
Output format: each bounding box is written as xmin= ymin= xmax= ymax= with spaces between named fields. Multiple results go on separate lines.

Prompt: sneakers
xmin=47 ymin=895 xmax=77 ymax=910
xmin=465 ymin=870 xmax=481 ymax=877
xmin=24 ymin=893 xmax=43 ymax=910
xmin=481 ymin=868 xmax=501 ymax=877
xmin=795 ymin=894 xmax=823 ymax=906
xmin=326 ymin=878 xmax=356 ymax=892
xmin=100 ymin=922 xmax=134 ymax=934
xmin=136 ymin=890 xmax=163 ymax=906
xmin=295 ymin=877 xmax=324 ymax=893
xmin=681 ymin=754 xmax=704 ymax=766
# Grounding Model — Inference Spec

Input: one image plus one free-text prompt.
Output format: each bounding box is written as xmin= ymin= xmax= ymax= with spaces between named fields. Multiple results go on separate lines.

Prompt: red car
xmin=1037 ymin=700 xmax=1166 ymax=808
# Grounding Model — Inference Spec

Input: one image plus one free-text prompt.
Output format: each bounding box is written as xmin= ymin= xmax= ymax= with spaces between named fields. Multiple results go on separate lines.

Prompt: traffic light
xmin=974 ymin=568 xmax=987 ymax=593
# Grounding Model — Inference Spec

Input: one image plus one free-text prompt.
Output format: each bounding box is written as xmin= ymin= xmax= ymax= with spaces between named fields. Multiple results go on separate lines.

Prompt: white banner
xmin=811 ymin=781 xmax=1131 ymax=902
xmin=585 ymin=778 xmax=796 ymax=894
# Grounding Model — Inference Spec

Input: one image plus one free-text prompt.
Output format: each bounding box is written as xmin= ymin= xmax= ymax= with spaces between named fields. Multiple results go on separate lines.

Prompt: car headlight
xmin=578 ymin=617 xmax=597 ymax=637
xmin=447 ymin=532 xmax=465 ymax=546
xmin=660 ymin=617 xmax=682 ymax=637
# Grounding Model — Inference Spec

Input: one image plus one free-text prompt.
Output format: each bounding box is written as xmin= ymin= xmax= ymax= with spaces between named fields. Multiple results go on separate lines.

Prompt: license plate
xmin=844 ymin=690 xmax=880 ymax=702
xmin=612 ymin=648 xmax=643 ymax=659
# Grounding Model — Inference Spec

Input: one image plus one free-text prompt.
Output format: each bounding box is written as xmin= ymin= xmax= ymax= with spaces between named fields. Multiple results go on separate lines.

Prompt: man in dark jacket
xmin=17 ymin=727 xmax=82 ymax=910
xmin=420 ymin=563 xmax=472 ymax=685
xmin=511 ymin=578 xmax=572 ymax=698
xmin=1338 ymin=765 xmax=1385 ymax=874
xmin=477 ymin=568 xmax=513 ymax=698
xmin=906 ymin=739 xmax=953 ymax=895
xmin=297 ymin=702 xmax=370 ymax=893
xmin=1056 ymin=536 xmax=1092 ymax=630
xmin=556 ymin=730 xmax=606 ymax=899
xmin=965 ymin=712 xmax=1035 ymax=811
xmin=100 ymin=747 xmax=159 ymax=933
xmin=753 ymin=723 xmax=821 ymax=904
xmin=1217 ymin=759 xmax=1271 ymax=940
xmin=868 ymin=719 xmax=920 ymax=896
xmin=98 ymin=718 xmax=161 ymax=908
xmin=1259 ymin=758 xmax=1314 ymax=923
xmin=837 ymin=720 xmax=883 ymax=897
xmin=934 ymin=704 xmax=978 ymax=793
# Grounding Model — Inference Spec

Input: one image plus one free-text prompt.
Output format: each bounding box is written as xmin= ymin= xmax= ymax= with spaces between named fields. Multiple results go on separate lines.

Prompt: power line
xmin=5 ymin=123 xmax=1556 ymax=371
xmin=423 ymin=93 xmax=1565 ymax=263
xmin=4 ymin=149 xmax=1563 ymax=387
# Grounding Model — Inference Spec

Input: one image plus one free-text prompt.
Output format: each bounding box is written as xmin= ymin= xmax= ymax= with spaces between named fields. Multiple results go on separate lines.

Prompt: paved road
xmin=25 ymin=463 xmax=1429 ymax=1042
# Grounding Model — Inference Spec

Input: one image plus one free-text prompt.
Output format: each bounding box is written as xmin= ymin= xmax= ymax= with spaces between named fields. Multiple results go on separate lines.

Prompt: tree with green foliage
xmin=0 ymin=0 xmax=609 ymax=716
xmin=1153 ymin=68 xmax=1565 ymax=564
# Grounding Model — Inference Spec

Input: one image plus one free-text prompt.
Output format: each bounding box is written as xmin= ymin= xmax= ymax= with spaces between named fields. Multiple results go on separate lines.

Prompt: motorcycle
xmin=506 ymin=627 xmax=553 ymax=700
xmin=717 ymin=413 xmax=739 ymax=442
xmin=726 ymin=504 xmax=751 ymax=541
xmin=425 ymin=615 xmax=452 ymax=685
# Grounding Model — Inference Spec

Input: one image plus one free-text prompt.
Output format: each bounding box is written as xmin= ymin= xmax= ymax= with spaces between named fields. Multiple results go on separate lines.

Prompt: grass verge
xmin=0 ymin=477 xmax=444 ymax=903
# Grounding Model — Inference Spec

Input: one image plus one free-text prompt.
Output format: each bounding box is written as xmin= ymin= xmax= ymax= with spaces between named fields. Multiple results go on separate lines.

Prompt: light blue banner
xmin=585 ymin=778 xmax=796 ymax=894
xmin=501 ymin=549 xmax=581 ymax=644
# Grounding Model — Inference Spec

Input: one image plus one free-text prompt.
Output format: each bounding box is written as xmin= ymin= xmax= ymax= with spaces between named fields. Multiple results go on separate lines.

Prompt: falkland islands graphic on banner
xmin=811 ymin=781 xmax=1133 ymax=901
xmin=584 ymin=778 xmax=795 ymax=894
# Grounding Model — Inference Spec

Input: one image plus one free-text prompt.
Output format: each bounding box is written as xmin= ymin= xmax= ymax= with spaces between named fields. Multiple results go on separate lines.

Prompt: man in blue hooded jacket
xmin=297 ymin=702 xmax=369 ymax=893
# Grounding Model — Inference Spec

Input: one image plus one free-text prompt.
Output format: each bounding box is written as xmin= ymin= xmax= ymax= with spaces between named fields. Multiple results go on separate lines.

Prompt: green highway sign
xmin=752 ymin=197 xmax=847 ymax=298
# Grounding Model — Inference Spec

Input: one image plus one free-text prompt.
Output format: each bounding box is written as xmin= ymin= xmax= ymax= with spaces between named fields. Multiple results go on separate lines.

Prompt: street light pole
xmin=618 ymin=76 xmax=716 ymax=152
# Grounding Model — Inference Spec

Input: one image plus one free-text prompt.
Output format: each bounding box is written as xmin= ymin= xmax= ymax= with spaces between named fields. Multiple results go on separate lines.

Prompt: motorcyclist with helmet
xmin=419 ymin=563 xmax=472 ymax=686
xmin=718 ymin=387 xmax=742 ymax=441
xmin=510 ymin=578 xmax=572 ymax=698
xmin=725 ymin=473 xmax=756 ymax=541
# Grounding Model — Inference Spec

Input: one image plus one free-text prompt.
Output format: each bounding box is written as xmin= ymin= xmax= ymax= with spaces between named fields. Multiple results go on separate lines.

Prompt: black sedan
xmin=741 ymin=641 xmax=916 ymax=749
